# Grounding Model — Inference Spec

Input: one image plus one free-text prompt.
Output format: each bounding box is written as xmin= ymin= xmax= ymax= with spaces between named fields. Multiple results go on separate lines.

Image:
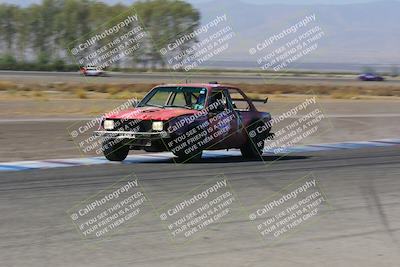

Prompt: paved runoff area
xmin=0 ymin=146 xmax=399 ymax=266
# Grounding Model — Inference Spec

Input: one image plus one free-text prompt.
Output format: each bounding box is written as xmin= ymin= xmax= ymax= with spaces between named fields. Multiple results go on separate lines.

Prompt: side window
xmin=227 ymin=88 xmax=251 ymax=111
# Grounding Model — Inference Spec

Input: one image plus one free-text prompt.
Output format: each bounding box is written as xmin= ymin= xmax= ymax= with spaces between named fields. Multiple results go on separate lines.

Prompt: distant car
xmin=358 ymin=73 xmax=384 ymax=81
xmin=80 ymin=66 xmax=105 ymax=76
xmin=94 ymin=83 xmax=274 ymax=162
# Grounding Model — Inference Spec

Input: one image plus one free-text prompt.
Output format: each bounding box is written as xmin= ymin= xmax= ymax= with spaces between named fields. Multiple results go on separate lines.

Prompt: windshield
xmin=138 ymin=87 xmax=208 ymax=110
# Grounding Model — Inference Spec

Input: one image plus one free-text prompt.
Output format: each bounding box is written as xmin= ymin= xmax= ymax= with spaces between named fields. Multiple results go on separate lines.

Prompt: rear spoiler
xmin=232 ymin=97 xmax=269 ymax=104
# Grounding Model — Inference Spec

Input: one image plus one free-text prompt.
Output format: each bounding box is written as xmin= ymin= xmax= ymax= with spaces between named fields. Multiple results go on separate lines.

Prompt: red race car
xmin=95 ymin=82 xmax=273 ymax=162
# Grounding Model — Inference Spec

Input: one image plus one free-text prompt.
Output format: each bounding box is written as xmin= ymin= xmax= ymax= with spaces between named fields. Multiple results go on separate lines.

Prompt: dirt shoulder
xmin=1 ymin=89 xmax=400 ymax=118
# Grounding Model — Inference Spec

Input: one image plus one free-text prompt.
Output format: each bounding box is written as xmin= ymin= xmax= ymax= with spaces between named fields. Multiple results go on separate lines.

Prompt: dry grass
xmin=0 ymin=81 xmax=18 ymax=91
xmin=33 ymin=89 xmax=48 ymax=98
xmin=331 ymin=91 xmax=359 ymax=99
xmin=109 ymin=91 xmax=146 ymax=100
xmin=233 ymin=83 xmax=400 ymax=97
xmin=1 ymin=80 xmax=400 ymax=100
xmin=74 ymin=88 xmax=87 ymax=99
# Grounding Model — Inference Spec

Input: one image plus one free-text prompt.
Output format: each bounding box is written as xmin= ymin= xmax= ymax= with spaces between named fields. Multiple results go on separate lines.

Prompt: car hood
xmin=105 ymin=107 xmax=199 ymax=121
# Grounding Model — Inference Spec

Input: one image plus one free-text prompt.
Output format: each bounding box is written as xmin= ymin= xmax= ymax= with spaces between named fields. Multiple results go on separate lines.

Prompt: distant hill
xmin=193 ymin=0 xmax=400 ymax=65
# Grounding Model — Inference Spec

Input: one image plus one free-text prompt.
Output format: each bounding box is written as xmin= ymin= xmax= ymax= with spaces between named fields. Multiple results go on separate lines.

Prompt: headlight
xmin=152 ymin=121 xmax=164 ymax=131
xmin=103 ymin=120 xmax=114 ymax=130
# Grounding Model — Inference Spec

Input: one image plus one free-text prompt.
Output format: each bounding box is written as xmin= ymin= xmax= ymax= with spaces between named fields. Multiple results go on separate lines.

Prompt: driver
xmin=193 ymin=91 xmax=206 ymax=110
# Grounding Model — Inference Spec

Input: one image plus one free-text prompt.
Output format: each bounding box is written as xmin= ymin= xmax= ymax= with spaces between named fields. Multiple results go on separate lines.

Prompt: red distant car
xmin=95 ymin=83 xmax=273 ymax=162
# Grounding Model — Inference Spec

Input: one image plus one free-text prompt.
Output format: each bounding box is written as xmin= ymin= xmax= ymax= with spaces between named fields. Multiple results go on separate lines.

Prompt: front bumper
xmin=94 ymin=130 xmax=169 ymax=139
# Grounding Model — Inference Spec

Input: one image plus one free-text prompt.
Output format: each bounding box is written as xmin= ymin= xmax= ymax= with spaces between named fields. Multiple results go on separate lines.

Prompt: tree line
xmin=0 ymin=0 xmax=200 ymax=71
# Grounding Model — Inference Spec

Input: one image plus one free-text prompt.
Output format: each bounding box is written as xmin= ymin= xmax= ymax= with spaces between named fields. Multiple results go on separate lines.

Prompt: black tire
xmin=175 ymin=150 xmax=203 ymax=162
xmin=240 ymin=122 xmax=267 ymax=159
xmin=102 ymin=140 xmax=129 ymax=161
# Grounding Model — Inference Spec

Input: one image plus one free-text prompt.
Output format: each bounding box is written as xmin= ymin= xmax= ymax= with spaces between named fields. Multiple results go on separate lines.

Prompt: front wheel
xmin=102 ymin=140 xmax=129 ymax=161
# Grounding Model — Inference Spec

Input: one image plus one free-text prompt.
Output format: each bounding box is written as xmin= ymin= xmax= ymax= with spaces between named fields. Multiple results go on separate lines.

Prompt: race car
xmin=94 ymin=83 xmax=273 ymax=162
xmin=80 ymin=66 xmax=106 ymax=76
xmin=358 ymin=73 xmax=384 ymax=81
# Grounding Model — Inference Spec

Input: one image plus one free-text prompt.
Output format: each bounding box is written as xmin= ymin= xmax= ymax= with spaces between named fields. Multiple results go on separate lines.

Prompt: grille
xmin=113 ymin=119 xmax=152 ymax=132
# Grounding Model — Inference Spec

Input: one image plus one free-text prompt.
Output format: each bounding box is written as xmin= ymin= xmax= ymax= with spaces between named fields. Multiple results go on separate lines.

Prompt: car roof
xmin=154 ymin=83 xmax=238 ymax=91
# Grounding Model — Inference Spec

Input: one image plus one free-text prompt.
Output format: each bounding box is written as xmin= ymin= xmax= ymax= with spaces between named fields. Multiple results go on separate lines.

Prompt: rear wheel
xmin=102 ymin=140 xmax=129 ymax=161
xmin=241 ymin=122 xmax=267 ymax=159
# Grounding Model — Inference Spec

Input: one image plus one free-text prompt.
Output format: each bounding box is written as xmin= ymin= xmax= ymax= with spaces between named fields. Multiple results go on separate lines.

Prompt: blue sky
xmin=0 ymin=0 xmax=392 ymax=6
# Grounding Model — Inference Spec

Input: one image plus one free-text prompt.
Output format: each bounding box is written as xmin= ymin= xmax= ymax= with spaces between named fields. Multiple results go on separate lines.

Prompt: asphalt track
xmin=1 ymin=70 xmax=400 ymax=85
xmin=0 ymin=146 xmax=399 ymax=266
xmin=1 ymin=70 xmax=400 ymax=266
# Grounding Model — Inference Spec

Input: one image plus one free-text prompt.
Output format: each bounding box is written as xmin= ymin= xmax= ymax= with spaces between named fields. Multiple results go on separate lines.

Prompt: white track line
xmin=0 ymin=139 xmax=399 ymax=172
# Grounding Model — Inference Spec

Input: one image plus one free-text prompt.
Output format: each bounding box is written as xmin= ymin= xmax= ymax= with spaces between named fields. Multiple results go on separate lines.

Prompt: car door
xmin=205 ymin=88 xmax=240 ymax=149
xmin=225 ymin=88 xmax=256 ymax=145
